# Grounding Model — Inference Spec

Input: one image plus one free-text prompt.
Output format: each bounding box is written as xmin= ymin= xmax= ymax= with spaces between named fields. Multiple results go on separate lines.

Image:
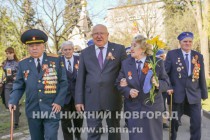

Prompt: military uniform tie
xmin=136 ymin=60 xmax=142 ymax=80
xmin=185 ymin=54 xmax=189 ymax=75
xmin=37 ymin=58 xmax=41 ymax=73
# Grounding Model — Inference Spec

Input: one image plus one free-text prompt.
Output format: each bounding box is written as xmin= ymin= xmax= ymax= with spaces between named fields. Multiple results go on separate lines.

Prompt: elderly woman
xmin=0 ymin=47 xmax=20 ymax=129
xmin=117 ymin=35 xmax=169 ymax=140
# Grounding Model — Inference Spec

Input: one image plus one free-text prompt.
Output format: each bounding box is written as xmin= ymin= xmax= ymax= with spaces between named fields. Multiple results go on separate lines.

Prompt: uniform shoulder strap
xmin=20 ymin=56 xmax=30 ymax=62
xmin=47 ymin=53 xmax=59 ymax=58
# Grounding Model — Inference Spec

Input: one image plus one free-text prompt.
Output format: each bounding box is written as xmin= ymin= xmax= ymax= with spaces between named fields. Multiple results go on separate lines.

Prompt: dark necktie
xmin=37 ymin=58 xmax=41 ymax=73
xmin=185 ymin=54 xmax=189 ymax=75
xmin=68 ymin=60 xmax=73 ymax=73
xmin=98 ymin=47 xmax=104 ymax=69
xmin=136 ymin=60 xmax=142 ymax=80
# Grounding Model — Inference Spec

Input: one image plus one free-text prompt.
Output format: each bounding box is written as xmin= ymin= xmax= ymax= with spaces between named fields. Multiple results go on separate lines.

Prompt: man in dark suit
xmin=8 ymin=29 xmax=68 ymax=140
xmin=165 ymin=32 xmax=208 ymax=140
xmin=60 ymin=41 xmax=83 ymax=140
xmin=75 ymin=24 xmax=127 ymax=140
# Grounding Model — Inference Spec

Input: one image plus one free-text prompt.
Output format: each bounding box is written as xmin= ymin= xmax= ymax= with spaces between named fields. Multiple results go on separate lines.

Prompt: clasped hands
xmin=120 ymin=76 xmax=159 ymax=88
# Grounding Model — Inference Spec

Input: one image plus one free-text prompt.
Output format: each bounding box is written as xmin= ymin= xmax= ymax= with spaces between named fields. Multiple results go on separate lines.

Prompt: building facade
xmin=105 ymin=1 xmax=165 ymax=46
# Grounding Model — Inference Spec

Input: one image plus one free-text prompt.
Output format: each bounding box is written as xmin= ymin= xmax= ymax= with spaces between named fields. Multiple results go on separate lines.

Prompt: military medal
xmin=23 ymin=70 xmax=29 ymax=80
xmin=75 ymin=63 xmax=79 ymax=70
xmin=177 ymin=67 xmax=181 ymax=72
xmin=128 ymin=71 xmax=132 ymax=80
xmin=42 ymin=64 xmax=57 ymax=94
xmin=192 ymin=55 xmax=200 ymax=82
xmin=50 ymin=61 xmax=56 ymax=68
xmin=42 ymin=64 xmax=48 ymax=71
xmin=61 ymin=62 xmax=64 ymax=67
xmin=178 ymin=73 xmax=181 ymax=78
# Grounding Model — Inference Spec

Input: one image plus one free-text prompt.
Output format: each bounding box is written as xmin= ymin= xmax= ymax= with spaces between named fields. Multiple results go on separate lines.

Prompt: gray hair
xmin=133 ymin=34 xmax=153 ymax=56
xmin=60 ymin=41 xmax=74 ymax=50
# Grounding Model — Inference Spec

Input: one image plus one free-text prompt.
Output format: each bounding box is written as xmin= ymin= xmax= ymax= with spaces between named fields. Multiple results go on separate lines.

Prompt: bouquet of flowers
xmin=145 ymin=36 xmax=166 ymax=104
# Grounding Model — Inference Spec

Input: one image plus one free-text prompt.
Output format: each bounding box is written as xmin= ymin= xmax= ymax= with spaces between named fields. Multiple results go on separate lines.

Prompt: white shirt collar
xmin=181 ymin=49 xmax=191 ymax=55
xmin=34 ymin=54 xmax=44 ymax=64
xmin=95 ymin=42 xmax=108 ymax=50
xmin=64 ymin=56 xmax=74 ymax=62
xmin=135 ymin=56 xmax=147 ymax=64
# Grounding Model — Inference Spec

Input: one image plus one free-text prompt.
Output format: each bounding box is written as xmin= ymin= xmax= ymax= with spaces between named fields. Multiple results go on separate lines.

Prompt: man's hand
xmin=129 ymin=89 xmax=139 ymax=98
xmin=75 ymin=104 xmax=84 ymax=112
xmin=120 ymin=78 xmax=128 ymax=87
xmin=152 ymin=76 xmax=159 ymax=88
xmin=8 ymin=104 xmax=16 ymax=112
xmin=52 ymin=103 xmax=61 ymax=113
xmin=167 ymin=89 xmax=174 ymax=95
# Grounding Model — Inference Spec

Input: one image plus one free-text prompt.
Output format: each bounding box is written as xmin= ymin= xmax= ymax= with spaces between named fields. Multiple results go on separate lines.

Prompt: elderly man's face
xmin=92 ymin=25 xmax=109 ymax=47
xmin=27 ymin=43 xmax=45 ymax=58
xmin=180 ymin=37 xmax=193 ymax=53
xmin=62 ymin=45 xmax=74 ymax=59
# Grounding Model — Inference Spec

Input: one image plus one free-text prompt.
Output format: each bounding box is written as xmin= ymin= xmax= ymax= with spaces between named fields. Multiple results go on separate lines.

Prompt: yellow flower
xmin=157 ymin=40 xmax=166 ymax=49
xmin=148 ymin=63 xmax=153 ymax=69
xmin=146 ymin=35 xmax=166 ymax=49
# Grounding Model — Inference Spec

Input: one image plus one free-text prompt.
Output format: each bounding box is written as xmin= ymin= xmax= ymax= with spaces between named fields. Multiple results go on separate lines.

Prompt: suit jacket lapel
xmin=177 ymin=49 xmax=188 ymax=75
xmin=27 ymin=57 xmax=38 ymax=76
xmin=90 ymin=46 xmax=101 ymax=71
xmin=38 ymin=53 xmax=49 ymax=80
xmin=102 ymin=43 xmax=113 ymax=71
xmin=139 ymin=57 xmax=150 ymax=87
xmin=128 ymin=58 xmax=140 ymax=87
xmin=191 ymin=51 xmax=195 ymax=76
xmin=73 ymin=56 xmax=79 ymax=76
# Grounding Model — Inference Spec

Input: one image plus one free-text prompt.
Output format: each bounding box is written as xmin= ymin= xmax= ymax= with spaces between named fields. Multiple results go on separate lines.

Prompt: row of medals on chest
xmin=43 ymin=67 xmax=57 ymax=94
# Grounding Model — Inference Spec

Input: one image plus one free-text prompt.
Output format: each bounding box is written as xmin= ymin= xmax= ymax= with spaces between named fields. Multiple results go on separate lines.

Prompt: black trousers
xmin=170 ymin=97 xmax=201 ymax=140
xmin=86 ymin=111 xmax=121 ymax=140
xmin=61 ymin=98 xmax=83 ymax=140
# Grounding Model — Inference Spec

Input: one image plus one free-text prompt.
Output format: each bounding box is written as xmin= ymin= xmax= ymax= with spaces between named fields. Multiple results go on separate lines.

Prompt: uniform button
xmin=39 ymin=99 xmax=42 ymax=102
xmin=38 ymin=80 xmax=41 ymax=83
xmin=39 ymin=90 xmax=41 ymax=92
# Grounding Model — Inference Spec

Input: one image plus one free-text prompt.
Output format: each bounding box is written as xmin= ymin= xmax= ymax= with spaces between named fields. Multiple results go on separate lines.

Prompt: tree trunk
xmin=199 ymin=30 xmax=209 ymax=78
xmin=187 ymin=0 xmax=210 ymax=78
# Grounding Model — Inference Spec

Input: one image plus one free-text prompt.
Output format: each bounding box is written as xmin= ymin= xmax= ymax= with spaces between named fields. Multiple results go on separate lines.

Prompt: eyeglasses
xmin=92 ymin=32 xmax=107 ymax=37
xmin=63 ymin=49 xmax=73 ymax=51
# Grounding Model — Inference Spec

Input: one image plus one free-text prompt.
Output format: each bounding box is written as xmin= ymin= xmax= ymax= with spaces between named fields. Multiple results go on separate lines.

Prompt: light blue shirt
xmin=135 ymin=56 xmax=147 ymax=70
xmin=95 ymin=43 xmax=108 ymax=63
xmin=34 ymin=54 xmax=43 ymax=67
xmin=64 ymin=56 xmax=74 ymax=71
xmin=181 ymin=49 xmax=191 ymax=76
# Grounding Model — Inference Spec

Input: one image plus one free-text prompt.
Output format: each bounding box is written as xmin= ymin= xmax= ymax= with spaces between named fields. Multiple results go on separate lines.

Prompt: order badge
xmin=6 ymin=68 xmax=12 ymax=76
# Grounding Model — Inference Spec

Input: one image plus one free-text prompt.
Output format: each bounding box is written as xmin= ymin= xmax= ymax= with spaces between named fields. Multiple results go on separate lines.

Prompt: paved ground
xmin=57 ymin=114 xmax=210 ymax=140
xmin=1 ymin=114 xmax=210 ymax=140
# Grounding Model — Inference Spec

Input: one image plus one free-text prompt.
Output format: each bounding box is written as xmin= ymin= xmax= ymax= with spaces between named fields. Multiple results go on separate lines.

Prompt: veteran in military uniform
xmin=8 ymin=29 xmax=68 ymax=140
xmin=165 ymin=32 xmax=208 ymax=140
